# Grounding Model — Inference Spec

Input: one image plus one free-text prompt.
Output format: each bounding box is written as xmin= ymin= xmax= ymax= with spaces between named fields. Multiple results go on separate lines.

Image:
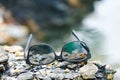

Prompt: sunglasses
xmin=24 ymin=30 xmax=91 ymax=66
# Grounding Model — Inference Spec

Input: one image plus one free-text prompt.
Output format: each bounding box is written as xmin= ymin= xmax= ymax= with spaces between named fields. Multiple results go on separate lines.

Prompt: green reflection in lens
xmin=62 ymin=41 xmax=88 ymax=61
xmin=63 ymin=41 xmax=82 ymax=53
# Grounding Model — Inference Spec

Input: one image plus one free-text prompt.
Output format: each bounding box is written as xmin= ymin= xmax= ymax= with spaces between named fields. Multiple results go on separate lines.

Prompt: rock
xmin=56 ymin=61 xmax=69 ymax=68
xmin=79 ymin=63 xmax=98 ymax=79
xmin=107 ymin=74 xmax=113 ymax=80
xmin=2 ymin=45 xmax=23 ymax=53
xmin=2 ymin=76 xmax=17 ymax=80
xmin=94 ymin=63 xmax=116 ymax=80
xmin=64 ymin=69 xmax=70 ymax=73
xmin=0 ymin=6 xmax=28 ymax=45
xmin=57 ymin=73 xmax=64 ymax=79
xmin=8 ymin=60 xmax=29 ymax=75
xmin=0 ymin=64 xmax=5 ymax=72
xmin=0 ymin=45 xmax=117 ymax=80
xmin=0 ymin=25 xmax=28 ymax=45
xmin=67 ymin=64 xmax=77 ymax=69
xmin=47 ymin=73 xmax=57 ymax=78
xmin=64 ymin=73 xmax=74 ymax=79
xmin=39 ymin=69 xmax=46 ymax=77
xmin=2 ymin=45 xmax=24 ymax=61
xmin=0 ymin=53 xmax=8 ymax=63
xmin=0 ymin=47 xmax=8 ymax=63
xmin=17 ymin=72 xmax=33 ymax=80
xmin=0 ymin=0 xmax=97 ymax=43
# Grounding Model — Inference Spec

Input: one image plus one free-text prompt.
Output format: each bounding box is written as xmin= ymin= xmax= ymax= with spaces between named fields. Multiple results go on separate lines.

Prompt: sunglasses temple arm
xmin=24 ymin=34 xmax=33 ymax=59
xmin=72 ymin=30 xmax=90 ymax=53
xmin=72 ymin=30 xmax=81 ymax=41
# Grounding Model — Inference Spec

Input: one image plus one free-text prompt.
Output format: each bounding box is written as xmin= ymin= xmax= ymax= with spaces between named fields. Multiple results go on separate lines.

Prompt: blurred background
xmin=0 ymin=0 xmax=120 ymax=79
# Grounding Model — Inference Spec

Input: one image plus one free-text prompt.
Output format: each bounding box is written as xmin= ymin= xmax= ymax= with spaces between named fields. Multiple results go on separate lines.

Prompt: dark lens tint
xmin=62 ymin=41 xmax=88 ymax=62
xmin=28 ymin=44 xmax=55 ymax=65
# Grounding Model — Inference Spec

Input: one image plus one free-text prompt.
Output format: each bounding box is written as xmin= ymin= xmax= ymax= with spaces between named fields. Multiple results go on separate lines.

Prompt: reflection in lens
xmin=29 ymin=52 xmax=55 ymax=65
xmin=29 ymin=54 xmax=42 ymax=65
xmin=28 ymin=45 xmax=55 ymax=65
xmin=67 ymin=53 xmax=87 ymax=60
xmin=62 ymin=41 xmax=88 ymax=61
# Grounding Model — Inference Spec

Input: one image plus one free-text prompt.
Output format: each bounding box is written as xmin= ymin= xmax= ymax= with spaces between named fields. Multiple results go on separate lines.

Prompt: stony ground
xmin=0 ymin=45 xmax=116 ymax=80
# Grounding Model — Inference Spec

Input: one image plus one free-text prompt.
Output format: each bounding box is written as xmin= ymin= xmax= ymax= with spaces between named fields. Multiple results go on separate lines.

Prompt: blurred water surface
xmin=81 ymin=0 xmax=120 ymax=79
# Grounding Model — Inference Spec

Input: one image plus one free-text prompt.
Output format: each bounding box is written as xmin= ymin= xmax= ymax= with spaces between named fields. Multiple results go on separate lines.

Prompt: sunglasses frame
xmin=26 ymin=43 xmax=56 ymax=66
xmin=24 ymin=30 xmax=91 ymax=66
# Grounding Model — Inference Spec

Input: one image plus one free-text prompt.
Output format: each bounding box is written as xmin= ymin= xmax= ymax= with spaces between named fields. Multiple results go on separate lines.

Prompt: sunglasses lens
xmin=62 ymin=41 xmax=88 ymax=62
xmin=28 ymin=45 xmax=55 ymax=65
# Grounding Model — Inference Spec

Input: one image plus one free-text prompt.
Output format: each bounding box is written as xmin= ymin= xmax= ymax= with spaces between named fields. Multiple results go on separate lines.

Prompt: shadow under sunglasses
xmin=24 ymin=30 xmax=91 ymax=66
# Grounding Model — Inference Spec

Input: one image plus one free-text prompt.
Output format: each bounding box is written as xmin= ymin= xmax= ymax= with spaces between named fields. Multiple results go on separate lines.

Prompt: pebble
xmin=0 ymin=47 xmax=8 ymax=63
xmin=0 ymin=64 xmax=5 ymax=71
xmin=47 ymin=73 xmax=57 ymax=78
xmin=2 ymin=76 xmax=17 ymax=80
xmin=2 ymin=45 xmax=23 ymax=53
xmin=79 ymin=63 xmax=98 ymax=79
xmin=0 ymin=54 xmax=8 ymax=63
xmin=64 ymin=69 xmax=70 ymax=73
xmin=64 ymin=73 xmax=74 ymax=79
xmin=17 ymin=72 xmax=33 ymax=80
xmin=8 ymin=60 xmax=29 ymax=75
xmin=107 ymin=74 xmax=113 ymax=80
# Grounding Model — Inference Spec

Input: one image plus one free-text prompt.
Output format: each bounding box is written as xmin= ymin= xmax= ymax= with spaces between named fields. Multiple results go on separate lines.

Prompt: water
xmin=82 ymin=0 xmax=120 ymax=79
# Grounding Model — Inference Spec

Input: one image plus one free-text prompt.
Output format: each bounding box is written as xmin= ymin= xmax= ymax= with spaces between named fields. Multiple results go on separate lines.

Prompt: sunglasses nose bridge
xmin=54 ymin=54 xmax=63 ymax=61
